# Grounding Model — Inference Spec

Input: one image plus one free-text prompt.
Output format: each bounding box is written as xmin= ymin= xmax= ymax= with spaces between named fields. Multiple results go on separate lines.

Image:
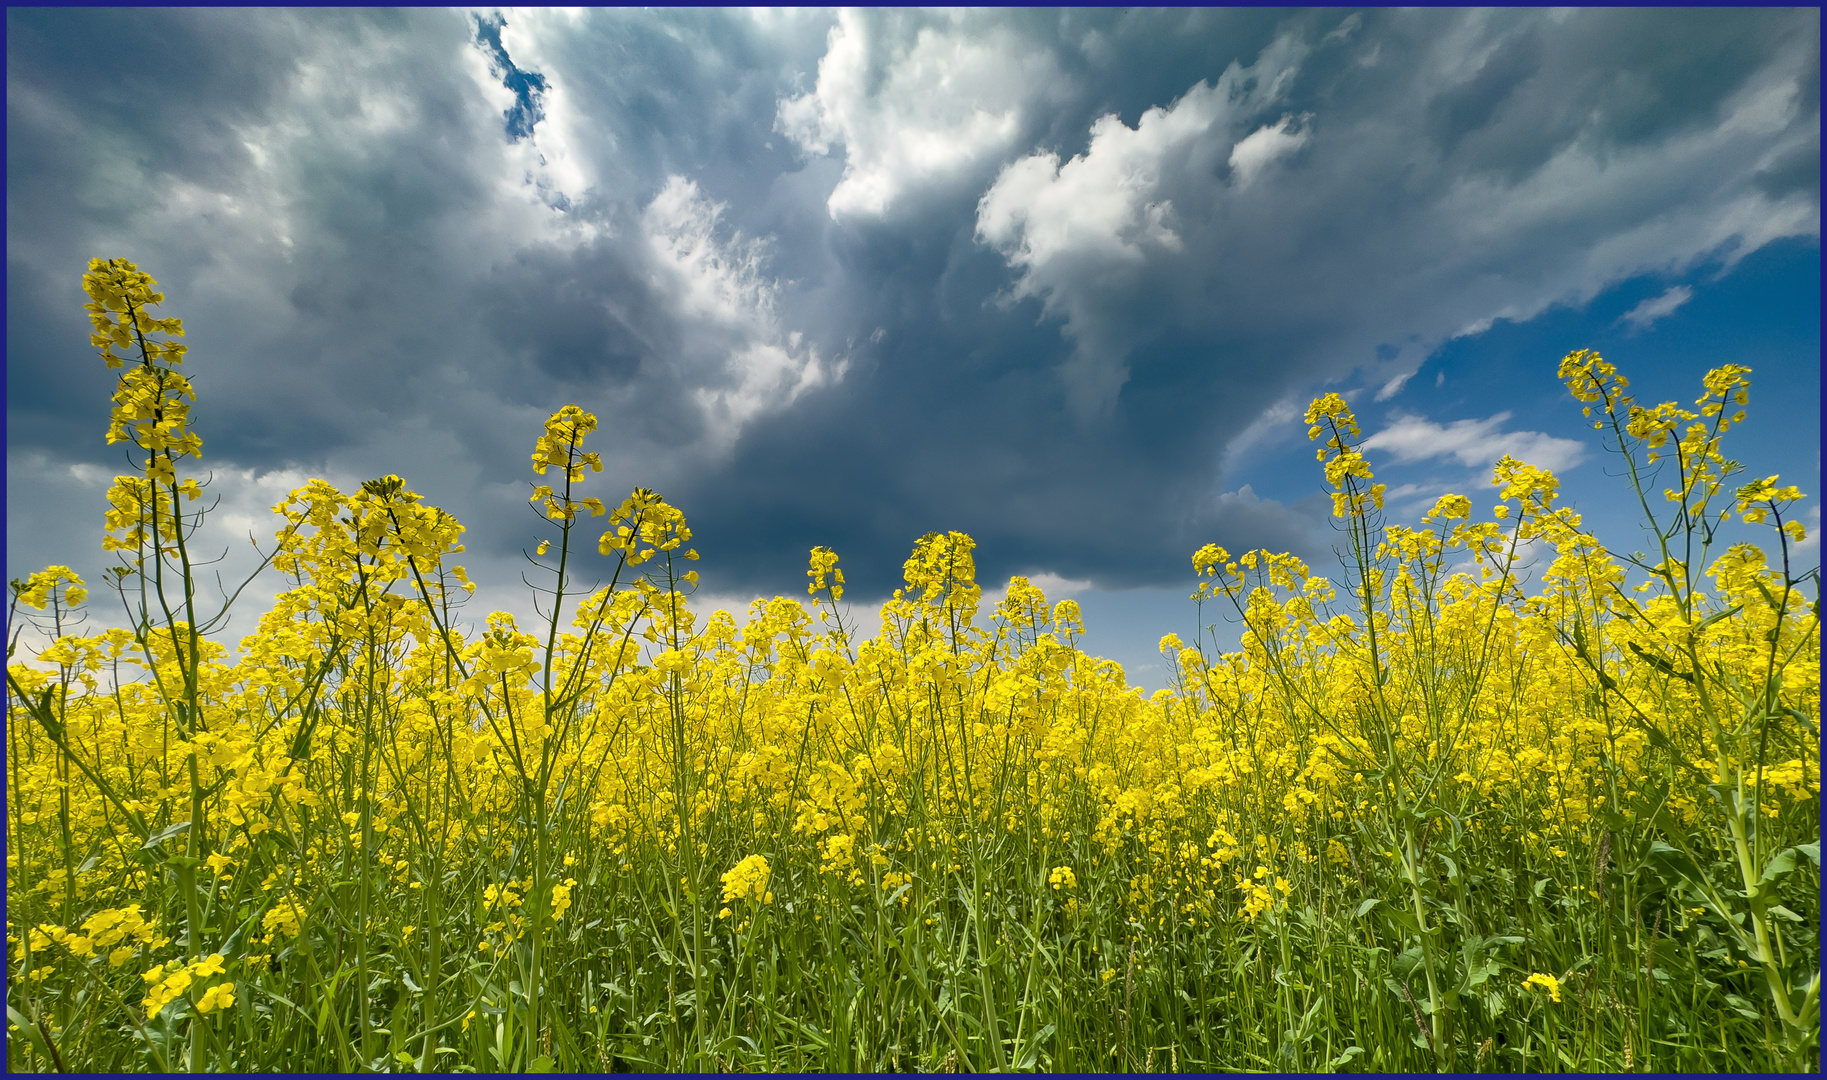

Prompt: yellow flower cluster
xmin=83 ymin=259 xmax=200 ymax=491
xmin=259 ymin=902 xmax=303 ymax=943
xmin=807 ymin=545 xmax=845 ymax=601
xmin=721 ymin=855 xmax=774 ymax=907
xmin=142 ymin=954 xmax=232 ymax=1019
xmin=1523 ymin=972 xmax=1563 ymax=1004
xmin=11 ymin=566 xmax=88 ymax=611
xmin=25 ymin=906 xmax=162 ymax=970
xmin=549 ymin=880 xmax=577 ymax=921
xmin=1235 ymin=865 xmax=1292 ymax=922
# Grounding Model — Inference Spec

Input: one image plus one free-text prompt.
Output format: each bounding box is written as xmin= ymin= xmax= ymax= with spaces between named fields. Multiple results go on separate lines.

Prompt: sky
xmin=7 ymin=7 xmax=1820 ymax=690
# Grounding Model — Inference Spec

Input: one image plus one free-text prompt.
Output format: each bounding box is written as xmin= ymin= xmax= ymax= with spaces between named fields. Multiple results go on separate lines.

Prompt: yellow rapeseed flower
xmin=1523 ymin=972 xmax=1562 ymax=1003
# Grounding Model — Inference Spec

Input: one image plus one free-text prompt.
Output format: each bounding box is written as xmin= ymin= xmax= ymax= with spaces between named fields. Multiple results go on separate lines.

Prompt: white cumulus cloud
xmin=1228 ymin=114 xmax=1311 ymax=188
xmin=1362 ymin=412 xmax=1586 ymax=474
xmin=1617 ymin=285 xmax=1694 ymax=330
xmin=976 ymin=85 xmax=1218 ymax=270
xmin=777 ymin=9 xmax=1065 ymax=219
xmin=641 ymin=176 xmax=844 ymax=443
xmin=975 ymin=33 xmax=1310 ymax=417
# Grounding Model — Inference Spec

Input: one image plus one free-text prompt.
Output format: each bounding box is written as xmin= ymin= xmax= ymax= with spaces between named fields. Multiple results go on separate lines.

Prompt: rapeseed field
xmin=6 ymin=259 xmax=1818 ymax=1071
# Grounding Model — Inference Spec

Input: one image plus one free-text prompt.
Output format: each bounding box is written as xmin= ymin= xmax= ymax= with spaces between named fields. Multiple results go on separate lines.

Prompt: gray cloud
xmin=6 ymin=7 xmax=1818 ymax=615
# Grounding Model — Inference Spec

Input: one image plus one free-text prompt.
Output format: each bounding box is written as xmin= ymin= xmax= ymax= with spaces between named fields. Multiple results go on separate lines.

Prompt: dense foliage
xmin=6 ymin=259 xmax=1819 ymax=1071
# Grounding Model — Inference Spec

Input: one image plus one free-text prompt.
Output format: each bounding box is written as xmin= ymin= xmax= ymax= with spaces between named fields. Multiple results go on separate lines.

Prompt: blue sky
xmin=7 ymin=8 xmax=1819 ymax=689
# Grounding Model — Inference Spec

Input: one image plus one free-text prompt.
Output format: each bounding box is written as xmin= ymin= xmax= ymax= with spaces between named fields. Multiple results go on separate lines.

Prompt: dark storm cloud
xmin=7 ymin=7 xmax=1818 ymax=612
xmin=8 ymin=8 xmax=505 ymax=454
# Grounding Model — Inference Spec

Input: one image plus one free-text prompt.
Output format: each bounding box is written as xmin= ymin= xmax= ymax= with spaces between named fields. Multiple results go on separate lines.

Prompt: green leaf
xmin=528 ymin=1054 xmax=557 ymax=1072
xmin=1759 ymin=846 xmax=1802 ymax=886
xmin=1354 ymin=898 xmax=1381 ymax=918
xmin=1723 ymin=994 xmax=1762 ymax=1021
xmin=141 ymin=821 xmax=191 ymax=850
xmin=1627 ymin=640 xmax=1692 ymax=681
xmin=6 ymin=1006 xmax=58 ymax=1068
xmin=214 ymin=909 xmax=259 ymax=960
xmin=1643 ymin=840 xmax=1702 ymax=886
xmin=1015 ymin=1024 xmax=1055 ymax=1070
xmin=1380 ymin=905 xmax=1419 ymax=936
xmin=1328 ymin=1045 xmax=1365 ymax=1069
xmin=33 ymin=686 xmax=65 ymax=740
xmin=1692 ymin=603 xmax=1744 ymax=633
xmin=1462 ymin=956 xmax=1499 ymax=990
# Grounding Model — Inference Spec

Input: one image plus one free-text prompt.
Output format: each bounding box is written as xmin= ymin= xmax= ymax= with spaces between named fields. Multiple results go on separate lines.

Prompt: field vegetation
xmin=6 ymin=259 xmax=1819 ymax=1071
